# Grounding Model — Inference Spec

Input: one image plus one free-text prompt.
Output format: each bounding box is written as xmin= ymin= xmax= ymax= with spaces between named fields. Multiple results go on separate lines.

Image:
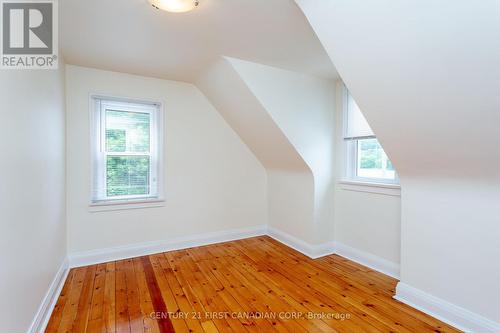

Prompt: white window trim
xmin=89 ymin=94 xmax=165 ymax=210
xmin=88 ymin=198 xmax=166 ymax=212
xmin=340 ymin=85 xmax=400 ymax=195
xmin=338 ymin=179 xmax=401 ymax=196
xmin=345 ymin=139 xmax=400 ymax=185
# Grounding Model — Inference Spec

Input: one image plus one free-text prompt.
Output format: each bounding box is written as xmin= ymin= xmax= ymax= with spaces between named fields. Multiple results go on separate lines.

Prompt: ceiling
xmin=60 ymin=0 xmax=338 ymax=83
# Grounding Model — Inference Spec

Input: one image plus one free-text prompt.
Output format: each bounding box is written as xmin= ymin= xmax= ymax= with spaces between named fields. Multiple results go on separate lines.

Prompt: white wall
xmin=196 ymin=58 xmax=308 ymax=171
xmin=401 ymin=178 xmax=500 ymax=311
xmin=227 ymin=58 xmax=336 ymax=244
xmin=0 ymin=67 xmax=67 ymax=332
xmin=198 ymin=57 xmax=337 ymax=245
xmin=199 ymin=58 xmax=401 ymax=261
xmin=196 ymin=58 xmax=317 ymax=244
xmin=334 ymin=189 xmax=401 ymax=264
xmin=267 ymin=170 xmax=316 ymax=242
xmin=296 ymin=0 xmax=500 ymax=328
xmin=66 ymin=65 xmax=268 ymax=253
xmin=333 ymin=81 xmax=401 ymax=265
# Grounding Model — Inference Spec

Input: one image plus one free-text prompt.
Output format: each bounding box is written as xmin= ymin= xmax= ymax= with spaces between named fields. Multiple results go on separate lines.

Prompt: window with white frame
xmin=91 ymin=97 xmax=162 ymax=204
xmin=343 ymin=90 xmax=398 ymax=184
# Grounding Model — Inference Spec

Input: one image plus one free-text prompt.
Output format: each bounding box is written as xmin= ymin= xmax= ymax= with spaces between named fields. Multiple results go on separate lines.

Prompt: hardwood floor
xmin=46 ymin=236 xmax=460 ymax=332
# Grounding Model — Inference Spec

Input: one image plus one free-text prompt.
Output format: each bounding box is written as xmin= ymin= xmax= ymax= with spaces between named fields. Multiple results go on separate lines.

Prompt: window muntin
xmin=91 ymin=97 xmax=161 ymax=203
xmin=344 ymin=90 xmax=398 ymax=184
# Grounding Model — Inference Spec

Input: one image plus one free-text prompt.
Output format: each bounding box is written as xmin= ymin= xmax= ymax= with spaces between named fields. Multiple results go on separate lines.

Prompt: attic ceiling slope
xmin=295 ymin=0 xmax=500 ymax=328
xmin=295 ymin=0 xmax=500 ymax=180
xmin=225 ymin=57 xmax=336 ymax=245
xmin=60 ymin=0 xmax=338 ymax=82
xmin=196 ymin=57 xmax=309 ymax=171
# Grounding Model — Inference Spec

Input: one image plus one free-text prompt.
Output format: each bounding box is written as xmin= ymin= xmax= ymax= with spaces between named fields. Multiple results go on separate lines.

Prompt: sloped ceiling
xmin=227 ymin=57 xmax=336 ymax=181
xmin=197 ymin=57 xmax=336 ymax=245
xmin=296 ymin=0 xmax=500 ymax=180
xmin=227 ymin=58 xmax=336 ymax=244
xmin=60 ymin=0 xmax=338 ymax=82
xmin=296 ymin=0 xmax=500 ymax=326
xmin=196 ymin=57 xmax=310 ymax=171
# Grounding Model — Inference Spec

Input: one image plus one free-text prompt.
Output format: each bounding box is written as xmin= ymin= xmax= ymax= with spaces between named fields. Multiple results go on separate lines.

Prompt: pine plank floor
xmin=45 ymin=236 xmax=460 ymax=333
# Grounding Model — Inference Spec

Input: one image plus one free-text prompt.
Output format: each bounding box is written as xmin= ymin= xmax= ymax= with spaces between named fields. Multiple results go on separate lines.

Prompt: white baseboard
xmin=46 ymin=226 xmax=500 ymax=333
xmin=42 ymin=226 xmax=499 ymax=333
xmin=267 ymin=226 xmax=335 ymax=259
xmin=395 ymin=282 xmax=500 ymax=333
xmin=28 ymin=257 xmax=69 ymax=333
xmin=267 ymin=229 xmax=499 ymax=332
xmin=267 ymin=227 xmax=399 ymax=280
xmin=334 ymin=241 xmax=400 ymax=279
xmin=69 ymin=225 xmax=267 ymax=268
xmin=69 ymin=226 xmax=396 ymax=278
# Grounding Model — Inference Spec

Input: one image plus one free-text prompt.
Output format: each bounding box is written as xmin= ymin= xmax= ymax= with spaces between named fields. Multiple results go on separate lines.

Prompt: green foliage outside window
xmin=106 ymin=156 xmax=150 ymax=196
xmin=105 ymin=110 xmax=151 ymax=197
xmin=359 ymin=138 xmax=394 ymax=171
xmin=106 ymin=129 xmax=126 ymax=152
xmin=359 ymin=139 xmax=382 ymax=169
xmin=386 ymin=159 xmax=394 ymax=171
xmin=105 ymin=110 xmax=150 ymax=153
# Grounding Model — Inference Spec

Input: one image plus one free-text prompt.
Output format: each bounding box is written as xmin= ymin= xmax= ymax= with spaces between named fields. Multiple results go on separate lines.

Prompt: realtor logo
xmin=1 ymin=0 xmax=58 ymax=69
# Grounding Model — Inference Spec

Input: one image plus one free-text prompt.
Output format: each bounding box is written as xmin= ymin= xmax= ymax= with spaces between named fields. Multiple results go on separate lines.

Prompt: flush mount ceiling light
xmin=148 ymin=0 xmax=199 ymax=13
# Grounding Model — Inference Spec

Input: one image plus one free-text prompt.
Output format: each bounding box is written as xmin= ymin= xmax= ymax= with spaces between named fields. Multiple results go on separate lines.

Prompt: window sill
xmin=338 ymin=179 xmax=401 ymax=196
xmin=88 ymin=198 xmax=165 ymax=212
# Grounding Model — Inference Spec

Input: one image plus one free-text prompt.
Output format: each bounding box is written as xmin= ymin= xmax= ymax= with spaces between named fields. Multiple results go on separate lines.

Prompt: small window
xmin=91 ymin=97 xmax=163 ymax=204
xmin=343 ymin=90 xmax=398 ymax=184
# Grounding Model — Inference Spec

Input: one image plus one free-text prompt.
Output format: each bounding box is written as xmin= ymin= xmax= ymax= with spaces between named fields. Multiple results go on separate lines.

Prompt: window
xmin=91 ymin=97 xmax=163 ymax=205
xmin=343 ymin=90 xmax=398 ymax=184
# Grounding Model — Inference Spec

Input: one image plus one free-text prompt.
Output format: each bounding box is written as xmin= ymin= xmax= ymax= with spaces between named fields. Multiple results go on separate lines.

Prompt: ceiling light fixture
xmin=148 ymin=0 xmax=199 ymax=13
